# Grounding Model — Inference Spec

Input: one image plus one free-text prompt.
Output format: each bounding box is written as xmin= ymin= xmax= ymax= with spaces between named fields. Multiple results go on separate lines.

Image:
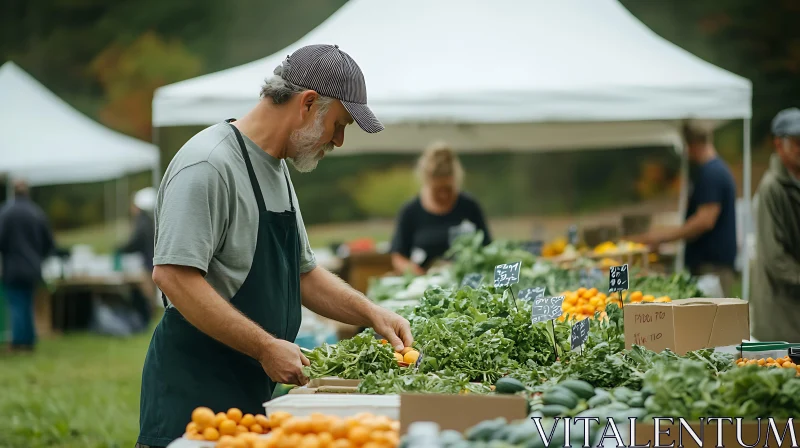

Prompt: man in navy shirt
xmin=635 ymin=124 xmax=738 ymax=296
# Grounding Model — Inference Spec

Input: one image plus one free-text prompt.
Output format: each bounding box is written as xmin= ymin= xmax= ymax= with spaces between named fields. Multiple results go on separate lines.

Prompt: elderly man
xmin=137 ymin=45 xmax=411 ymax=447
xmin=750 ymin=108 xmax=800 ymax=343
xmin=634 ymin=123 xmax=738 ymax=296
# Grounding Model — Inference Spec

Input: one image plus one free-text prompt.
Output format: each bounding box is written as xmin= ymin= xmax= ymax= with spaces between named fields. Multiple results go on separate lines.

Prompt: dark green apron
xmin=137 ymin=121 xmax=302 ymax=447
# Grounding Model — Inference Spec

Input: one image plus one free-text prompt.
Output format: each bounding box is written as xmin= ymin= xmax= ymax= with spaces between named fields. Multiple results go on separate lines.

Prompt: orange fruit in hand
xmin=192 ymin=407 xmax=215 ymax=428
xmin=227 ymin=408 xmax=243 ymax=424
xmin=203 ymin=427 xmax=220 ymax=441
xmin=393 ymin=352 xmax=404 ymax=363
xmin=241 ymin=414 xmax=256 ymax=428
xmin=403 ymin=350 xmax=420 ymax=364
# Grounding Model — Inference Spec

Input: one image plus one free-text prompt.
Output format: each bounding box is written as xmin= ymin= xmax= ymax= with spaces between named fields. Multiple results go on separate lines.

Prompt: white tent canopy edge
xmin=0 ymin=61 xmax=160 ymax=187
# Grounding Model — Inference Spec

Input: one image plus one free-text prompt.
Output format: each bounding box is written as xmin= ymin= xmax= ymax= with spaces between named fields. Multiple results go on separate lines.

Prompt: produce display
xmin=266 ymin=412 xmax=400 ymax=448
xmin=282 ymin=228 xmax=794 ymax=447
xmin=735 ymin=355 xmax=800 ymax=375
xmin=558 ymin=288 xmax=672 ymax=322
xmin=184 ymin=407 xmax=270 ymax=442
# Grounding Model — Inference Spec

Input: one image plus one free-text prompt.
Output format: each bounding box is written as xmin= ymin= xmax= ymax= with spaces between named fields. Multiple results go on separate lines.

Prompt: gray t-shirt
xmin=153 ymin=123 xmax=316 ymax=303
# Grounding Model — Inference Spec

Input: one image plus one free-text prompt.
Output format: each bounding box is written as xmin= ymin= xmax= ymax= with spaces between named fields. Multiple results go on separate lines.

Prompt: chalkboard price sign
xmin=608 ymin=264 xmax=629 ymax=293
xmin=461 ymin=273 xmax=484 ymax=289
xmin=520 ymin=287 xmax=546 ymax=303
xmin=521 ymin=240 xmax=544 ymax=256
xmin=567 ymin=225 xmax=579 ymax=246
xmin=531 ymin=296 xmax=565 ymax=324
xmin=494 ymin=262 xmax=521 ymax=288
xmin=571 ymin=318 xmax=590 ymax=350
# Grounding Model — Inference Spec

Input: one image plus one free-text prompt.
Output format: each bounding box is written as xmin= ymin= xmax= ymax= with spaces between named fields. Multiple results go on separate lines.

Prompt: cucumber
xmin=626 ymin=408 xmax=648 ymax=420
xmin=612 ymin=386 xmax=633 ymax=403
xmin=465 ymin=418 xmax=507 ymax=441
xmin=506 ymin=424 xmax=539 ymax=444
xmin=557 ymin=379 xmax=596 ymax=399
xmin=606 ymin=401 xmax=630 ymax=411
xmin=542 ymin=387 xmax=579 ymax=409
xmin=628 ymin=396 xmax=645 ymax=408
xmin=495 ymin=377 xmax=526 ymax=394
xmin=540 ymin=404 xmax=571 ymax=417
xmin=587 ymin=393 xmax=613 ymax=408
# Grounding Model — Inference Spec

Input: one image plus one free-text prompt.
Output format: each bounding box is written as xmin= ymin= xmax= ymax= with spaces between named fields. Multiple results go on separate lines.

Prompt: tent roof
xmin=153 ymin=0 xmax=751 ymax=153
xmin=0 ymin=62 xmax=159 ymax=186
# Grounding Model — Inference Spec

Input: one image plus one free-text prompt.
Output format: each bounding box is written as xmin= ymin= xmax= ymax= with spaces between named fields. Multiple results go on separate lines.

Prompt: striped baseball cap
xmin=275 ymin=44 xmax=384 ymax=133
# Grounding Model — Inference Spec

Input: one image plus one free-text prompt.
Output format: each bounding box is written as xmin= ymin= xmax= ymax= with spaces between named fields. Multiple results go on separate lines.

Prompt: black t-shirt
xmin=684 ymin=157 xmax=738 ymax=269
xmin=390 ymin=193 xmax=491 ymax=269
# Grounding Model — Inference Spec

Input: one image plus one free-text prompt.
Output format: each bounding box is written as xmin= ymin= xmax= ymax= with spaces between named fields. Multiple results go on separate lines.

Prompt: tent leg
xmin=742 ymin=119 xmax=752 ymax=301
xmin=674 ymin=141 xmax=688 ymax=274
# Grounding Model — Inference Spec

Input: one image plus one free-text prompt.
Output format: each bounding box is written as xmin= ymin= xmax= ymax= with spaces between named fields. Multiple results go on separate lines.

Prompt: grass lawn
xmin=0 ymin=318 xmax=158 ymax=448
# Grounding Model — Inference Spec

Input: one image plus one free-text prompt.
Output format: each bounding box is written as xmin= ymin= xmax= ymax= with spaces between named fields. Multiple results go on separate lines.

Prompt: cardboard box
xmin=624 ymin=298 xmax=749 ymax=355
xmin=399 ymin=394 xmax=527 ymax=435
xmin=634 ymin=420 xmax=799 ymax=448
xmin=289 ymin=377 xmax=361 ymax=394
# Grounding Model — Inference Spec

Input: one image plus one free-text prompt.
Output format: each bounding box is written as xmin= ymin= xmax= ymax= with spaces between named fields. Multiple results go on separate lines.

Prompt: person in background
xmin=118 ymin=187 xmax=156 ymax=273
xmin=0 ymin=180 xmax=55 ymax=352
xmin=117 ymin=187 xmax=157 ymax=327
xmin=751 ymin=107 xmax=800 ymax=343
xmin=390 ymin=141 xmax=492 ymax=275
xmin=633 ymin=123 xmax=738 ymax=296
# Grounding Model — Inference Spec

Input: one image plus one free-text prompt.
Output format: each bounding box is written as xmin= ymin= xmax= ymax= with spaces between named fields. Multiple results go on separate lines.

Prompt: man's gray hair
xmin=260 ymin=63 xmax=334 ymax=113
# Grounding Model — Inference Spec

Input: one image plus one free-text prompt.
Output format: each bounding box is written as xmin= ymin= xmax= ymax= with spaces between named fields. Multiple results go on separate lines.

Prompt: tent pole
xmin=674 ymin=141 xmax=688 ymax=274
xmin=742 ymin=118 xmax=751 ymax=301
xmin=105 ymin=181 xmax=113 ymax=244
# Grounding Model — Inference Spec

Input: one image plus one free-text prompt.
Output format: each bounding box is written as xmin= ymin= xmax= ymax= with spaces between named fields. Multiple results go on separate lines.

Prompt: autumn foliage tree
xmin=90 ymin=31 xmax=202 ymax=141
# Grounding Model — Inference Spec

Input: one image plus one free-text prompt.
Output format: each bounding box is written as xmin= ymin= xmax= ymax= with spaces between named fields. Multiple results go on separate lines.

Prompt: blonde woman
xmin=390 ymin=142 xmax=491 ymax=274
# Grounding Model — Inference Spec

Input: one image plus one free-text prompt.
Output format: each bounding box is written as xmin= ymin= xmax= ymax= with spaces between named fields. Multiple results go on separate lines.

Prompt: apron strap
xmin=227 ymin=122 xmax=268 ymax=214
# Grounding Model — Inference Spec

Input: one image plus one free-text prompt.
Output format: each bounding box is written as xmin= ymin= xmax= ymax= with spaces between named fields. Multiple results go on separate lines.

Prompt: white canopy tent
xmin=152 ymin=0 xmax=753 ymax=298
xmin=0 ymin=61 xmax=160 ymax=188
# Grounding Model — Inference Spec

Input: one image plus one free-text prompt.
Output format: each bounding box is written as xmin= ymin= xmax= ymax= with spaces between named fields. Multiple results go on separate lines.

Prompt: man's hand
xmin=369 ymin=306 xmax=413 ymax=351
xmin=259 ymin=339 xmax=310 ymax=386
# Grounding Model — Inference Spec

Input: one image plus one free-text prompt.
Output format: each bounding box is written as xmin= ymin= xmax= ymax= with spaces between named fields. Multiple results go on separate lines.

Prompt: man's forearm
xmin=300 ymin=266 xmax=376 ymax=327
xmin=154 ymin=265 xmax=275 ymax=361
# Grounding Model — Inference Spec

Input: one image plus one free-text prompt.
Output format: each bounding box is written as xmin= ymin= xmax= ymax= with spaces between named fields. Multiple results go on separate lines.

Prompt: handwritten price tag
xmin=520 ymin=287 xmax=546 ymax=303
xmin=494 ymin=262 xmax=521 ymax=288
xmin=461 ymin=273 xmax=484 ymax=289
xmin=571 ymin=318 xmax=590 ymax=350
xmin=531 ymin=296 xmax=564 ymax=324
xmin=608 ymin=264 xmax=629 ymax=293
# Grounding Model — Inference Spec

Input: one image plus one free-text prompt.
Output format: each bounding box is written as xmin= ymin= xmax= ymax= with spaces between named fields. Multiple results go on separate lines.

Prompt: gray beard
xmin=288 ymin=112 xmax=333 ymax=173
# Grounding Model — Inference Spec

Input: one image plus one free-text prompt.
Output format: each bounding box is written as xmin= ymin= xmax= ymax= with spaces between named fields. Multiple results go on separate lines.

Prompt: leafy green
xmin=302 ymin=332 xmax=398 ymax=379
xmin=357 ymin=370 xmax=492 ymax=395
